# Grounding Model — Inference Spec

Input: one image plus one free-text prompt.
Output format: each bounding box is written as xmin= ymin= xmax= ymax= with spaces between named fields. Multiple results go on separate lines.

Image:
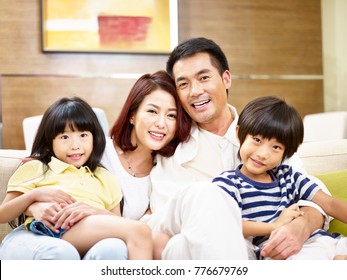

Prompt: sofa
xmin=1 ymin=139 xmax=347 ymax=242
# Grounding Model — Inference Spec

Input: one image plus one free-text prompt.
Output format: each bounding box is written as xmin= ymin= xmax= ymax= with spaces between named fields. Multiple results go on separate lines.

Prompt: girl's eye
xmin=167 ymin=113 xmax=177 ymax=119
xmin=61 ymin=135 xmax=69 ymax=140
xmin=81 ymin=133 xmax=88 ymax=138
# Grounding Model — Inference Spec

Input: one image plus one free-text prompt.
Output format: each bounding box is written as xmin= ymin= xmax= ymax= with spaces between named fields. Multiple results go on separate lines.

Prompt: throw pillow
xmin=315 ymin=169 xmax=347 ymax=236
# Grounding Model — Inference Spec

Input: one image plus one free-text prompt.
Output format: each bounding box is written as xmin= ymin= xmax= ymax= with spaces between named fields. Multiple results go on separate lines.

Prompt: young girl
xmin=0 ymin=97 xmax=153 ymax=259
xmin=213 ymin=96 xmax=347 ymax=259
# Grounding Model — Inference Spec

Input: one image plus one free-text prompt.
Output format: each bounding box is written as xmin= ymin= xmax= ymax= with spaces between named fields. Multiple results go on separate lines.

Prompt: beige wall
xmin=0 ymin=0 xmax=324 ymax=149
xmin=321 ymin=0 xmax=347 ymax=111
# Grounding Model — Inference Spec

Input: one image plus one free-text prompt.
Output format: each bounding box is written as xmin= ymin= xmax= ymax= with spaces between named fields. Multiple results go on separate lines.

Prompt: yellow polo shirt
xmin=7 ymin=157 xmax=123 ymax=225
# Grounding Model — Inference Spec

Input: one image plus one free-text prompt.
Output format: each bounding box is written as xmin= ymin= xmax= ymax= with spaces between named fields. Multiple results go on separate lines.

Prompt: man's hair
xmin=237 ymin=96 xmax=304 ymax=160
xmin=166 ymin=37 xmax=230 ymax=78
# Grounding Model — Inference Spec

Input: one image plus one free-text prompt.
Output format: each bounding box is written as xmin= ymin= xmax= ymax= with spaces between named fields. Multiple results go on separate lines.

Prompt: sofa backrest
xmin=297 ymin=139 xmax=347 ymax=175
xmin=0 ymin=149 xmax=29 ymax=241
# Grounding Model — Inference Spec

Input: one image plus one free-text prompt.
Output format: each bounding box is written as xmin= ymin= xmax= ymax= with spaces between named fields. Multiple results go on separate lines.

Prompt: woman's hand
xmin=27 ymin=202 xmax=66 ymax=233
xmin=52 ymin=202 xmax=107 ymax=230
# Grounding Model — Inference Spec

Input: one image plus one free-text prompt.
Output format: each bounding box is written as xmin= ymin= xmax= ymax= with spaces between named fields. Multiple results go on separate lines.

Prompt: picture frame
xmin=41 ymin=0 xmax=178 ymax=54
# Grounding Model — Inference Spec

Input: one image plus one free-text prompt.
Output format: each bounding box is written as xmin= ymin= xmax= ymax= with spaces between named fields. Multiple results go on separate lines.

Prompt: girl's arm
xmin=312 ymin=190 xmax=347 ymax=223
xmin=0 ymin=188 xmax=76 ymax=224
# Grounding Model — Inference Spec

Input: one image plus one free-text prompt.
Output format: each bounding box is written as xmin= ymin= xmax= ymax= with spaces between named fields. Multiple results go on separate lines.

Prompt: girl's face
xmin=239 ymin=134 xmax=285 ymax=182
xmin=131 ymin=89 xmax=177 ymax=151
xmin=52 ymin=123 xmax=93 ymax=168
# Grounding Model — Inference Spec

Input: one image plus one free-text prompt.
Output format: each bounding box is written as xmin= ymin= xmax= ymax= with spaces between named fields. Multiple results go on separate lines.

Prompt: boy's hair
xmin=31 ymin=97 xmax=106 ymax=171
xmin=109 ymin=70 xmax=191 ymax=157
xmin=166 ymin=37 xmax=230 ymax=79
xmin=237 ymin=96 xmax=304 ymax=160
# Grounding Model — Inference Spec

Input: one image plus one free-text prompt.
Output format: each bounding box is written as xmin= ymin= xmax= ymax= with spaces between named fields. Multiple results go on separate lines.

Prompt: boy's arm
xmin=243 ymin=204 xmax=303 ymax=237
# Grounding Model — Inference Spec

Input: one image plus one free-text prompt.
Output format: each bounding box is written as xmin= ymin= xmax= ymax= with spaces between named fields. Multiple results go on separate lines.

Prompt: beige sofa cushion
xmin=297 ymin=139 xmax=347 ymax=175
xmin=0 ymin=150 xmax=29 ymax=241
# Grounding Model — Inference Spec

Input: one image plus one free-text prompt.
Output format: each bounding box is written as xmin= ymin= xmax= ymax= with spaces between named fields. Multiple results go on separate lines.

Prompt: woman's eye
xmin=147 ymin=109 xmax=157 ymax=114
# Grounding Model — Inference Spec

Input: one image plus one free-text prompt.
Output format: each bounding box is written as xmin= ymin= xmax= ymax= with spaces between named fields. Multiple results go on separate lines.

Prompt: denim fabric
xmin=29 ymin=220 xmax=67 ymax=238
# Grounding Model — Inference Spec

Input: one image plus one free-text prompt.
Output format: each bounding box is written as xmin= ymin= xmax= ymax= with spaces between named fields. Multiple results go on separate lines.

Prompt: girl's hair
xmin=237 ymin=96 xmax=304 ymax=160
xmin=30 ymin=97 xmax=106 ymax=171
xmin=110 ymin=70 xmax=191 ymax=157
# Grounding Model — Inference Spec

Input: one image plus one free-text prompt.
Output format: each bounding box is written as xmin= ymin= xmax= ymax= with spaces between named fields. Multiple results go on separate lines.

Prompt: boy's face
xmin=239 ymin=134 xmax=285 ymax=181
xmin=172 ymin=52 xmax=231 ymax=126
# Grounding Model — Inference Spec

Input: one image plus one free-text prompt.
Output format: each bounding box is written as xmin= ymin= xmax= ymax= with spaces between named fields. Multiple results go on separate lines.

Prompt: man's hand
xmin=260 ymin=206 xmax=324 ymax=259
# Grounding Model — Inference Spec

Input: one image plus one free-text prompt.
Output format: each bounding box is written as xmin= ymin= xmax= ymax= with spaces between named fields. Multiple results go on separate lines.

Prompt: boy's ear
xmin=235 ymin=125 xmax=240 ymax=142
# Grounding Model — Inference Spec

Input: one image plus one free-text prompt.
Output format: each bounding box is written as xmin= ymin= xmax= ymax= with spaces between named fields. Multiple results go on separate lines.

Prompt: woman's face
xmin=131 ymin=89 xmax=177 ymax=151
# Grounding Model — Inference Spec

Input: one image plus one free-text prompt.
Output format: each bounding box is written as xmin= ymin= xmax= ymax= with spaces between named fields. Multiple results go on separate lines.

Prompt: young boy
xmin=213 ymin=96 xmax=347 ymax=259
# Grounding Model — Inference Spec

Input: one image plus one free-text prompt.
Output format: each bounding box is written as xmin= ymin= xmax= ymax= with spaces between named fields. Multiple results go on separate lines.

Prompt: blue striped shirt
xmin=212 ymin=164 xmax=323 ymax=247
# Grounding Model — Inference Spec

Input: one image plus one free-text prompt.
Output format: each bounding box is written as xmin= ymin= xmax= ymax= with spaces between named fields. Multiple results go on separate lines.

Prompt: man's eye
xmin=177 ymin=82 xmax=187 ymax=89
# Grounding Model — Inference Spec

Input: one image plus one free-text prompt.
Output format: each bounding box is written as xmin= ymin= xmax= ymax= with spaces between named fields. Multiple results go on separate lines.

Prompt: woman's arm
xmin=53 ymin=202 xmax=121 ymax=230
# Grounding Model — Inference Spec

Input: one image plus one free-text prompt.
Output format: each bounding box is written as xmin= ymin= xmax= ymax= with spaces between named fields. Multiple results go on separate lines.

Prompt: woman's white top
xmin=101 ymin=137 xmax=151 ymax=220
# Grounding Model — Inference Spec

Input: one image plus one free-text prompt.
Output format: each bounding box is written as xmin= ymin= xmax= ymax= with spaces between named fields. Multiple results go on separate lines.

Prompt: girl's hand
xmin=52 ymin=202 xmax=100 ymax=230
xmin=27 ymin=202 xmax=66 ymax=234
xmin=31 ymin=187 xmax=76 ymax=205
xmin=273 ymin=204 xmax=303 ymax=228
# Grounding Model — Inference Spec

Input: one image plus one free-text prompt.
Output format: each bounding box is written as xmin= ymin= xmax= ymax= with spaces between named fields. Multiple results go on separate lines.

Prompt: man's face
xmin=172 ymin=52 xmax=231 ymax=126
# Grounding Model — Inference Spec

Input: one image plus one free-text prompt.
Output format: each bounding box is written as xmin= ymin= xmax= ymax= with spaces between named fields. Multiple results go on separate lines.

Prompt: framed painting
xmin=41 ymin=0 xmax=178 ymax=54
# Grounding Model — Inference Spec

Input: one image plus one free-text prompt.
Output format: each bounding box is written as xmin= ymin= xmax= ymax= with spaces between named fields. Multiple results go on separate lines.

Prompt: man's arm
xmin=260 ymin=206 xmax=324 ymax=259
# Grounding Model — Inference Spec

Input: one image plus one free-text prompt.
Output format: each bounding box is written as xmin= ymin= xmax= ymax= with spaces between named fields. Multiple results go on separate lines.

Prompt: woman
xmin=102 ymin=70 xmax=192 ymax=220
xmin=0 ymin=70 xmax=191 ymax=260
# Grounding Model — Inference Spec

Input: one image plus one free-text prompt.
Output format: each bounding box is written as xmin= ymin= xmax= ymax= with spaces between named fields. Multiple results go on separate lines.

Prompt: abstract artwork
xmin=41 ymin=0 xmax=178 ymax=54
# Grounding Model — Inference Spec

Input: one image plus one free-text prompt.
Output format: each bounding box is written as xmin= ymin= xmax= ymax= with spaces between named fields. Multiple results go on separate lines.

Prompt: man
xmin=147 ymin=37 xmax=328 ymax=260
